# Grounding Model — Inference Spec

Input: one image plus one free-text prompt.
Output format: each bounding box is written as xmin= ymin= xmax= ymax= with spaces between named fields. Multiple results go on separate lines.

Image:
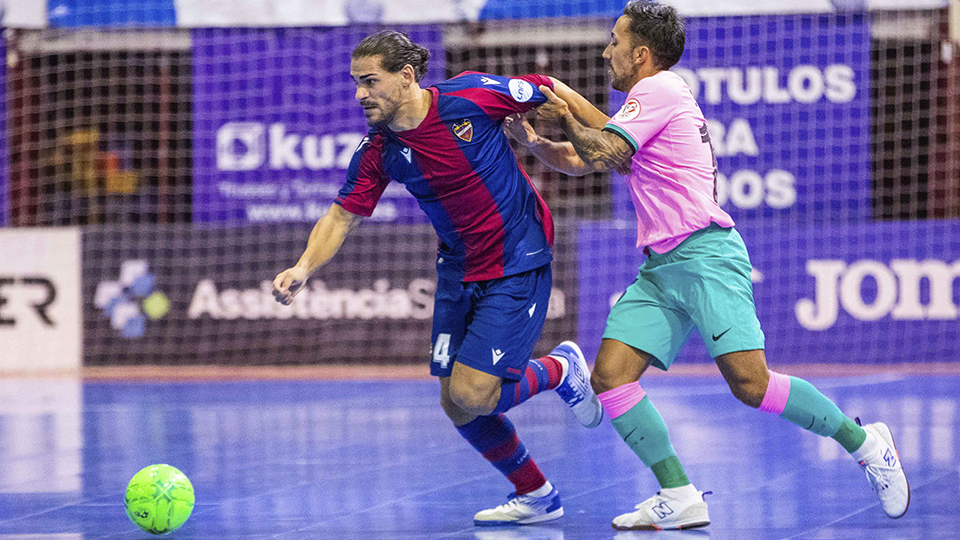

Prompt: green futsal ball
xmin=124 ymin=464 xmax=195 ymax=535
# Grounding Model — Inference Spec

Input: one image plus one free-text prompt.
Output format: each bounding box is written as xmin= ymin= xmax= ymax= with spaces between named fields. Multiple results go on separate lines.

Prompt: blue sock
xmin=456 ymin=414 xmax=546 ymax=495
xmin=491 ymin=357 xmax=562 ymax=414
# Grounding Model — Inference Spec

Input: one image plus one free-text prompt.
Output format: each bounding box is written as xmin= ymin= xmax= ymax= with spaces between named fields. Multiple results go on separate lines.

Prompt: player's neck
xmin=388 ymin=87 xmax=431 ymax=132
xmin=629 ymin=65 xmax=663 ymax=88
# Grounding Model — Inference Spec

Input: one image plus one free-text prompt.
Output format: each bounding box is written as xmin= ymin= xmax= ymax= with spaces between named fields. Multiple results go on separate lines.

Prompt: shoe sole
xmin=613 ymin=520 xmax=710 ymax=531
xmin=474 ymin=507 xmax=564 ymax=526
xmin=557 ymin=341 xmax=603 ymax=429
xmin=871 ymin=422 xmax=911 ymax=519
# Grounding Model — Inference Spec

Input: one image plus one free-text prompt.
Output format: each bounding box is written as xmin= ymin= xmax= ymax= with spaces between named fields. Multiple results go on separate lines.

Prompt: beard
xmin=362 ymin=96 xmax=401 ymax=127
xmin=610 ymin=70 xmax=630 ymax=92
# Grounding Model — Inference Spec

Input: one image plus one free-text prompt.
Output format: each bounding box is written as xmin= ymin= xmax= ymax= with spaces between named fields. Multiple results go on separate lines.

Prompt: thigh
xmin=603 ymin=272 xmax=695 ymax=371
xmin=430 ymin=276 xmax=473 ymax=378
xmin=457 ymin=264 xmax=552 ymax=381
xmin=674 ymin=228 xmax=766 ymax=358
xmin=715 ymin=349 xmax=769 ymax=381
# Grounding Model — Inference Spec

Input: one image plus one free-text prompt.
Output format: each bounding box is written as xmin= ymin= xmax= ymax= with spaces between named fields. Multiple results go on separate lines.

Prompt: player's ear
xmin=401 ymin=64 xmax=417 ymax=87
xmin=634 ymin=45 xmax=649 ymax=66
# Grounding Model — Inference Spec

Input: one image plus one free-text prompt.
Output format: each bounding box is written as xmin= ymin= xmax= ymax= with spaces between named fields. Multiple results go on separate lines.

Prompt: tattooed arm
xmin=536 ymin=85 xmax=634 ymax=173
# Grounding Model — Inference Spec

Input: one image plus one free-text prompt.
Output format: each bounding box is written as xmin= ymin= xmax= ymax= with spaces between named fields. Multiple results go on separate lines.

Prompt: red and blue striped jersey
xmin=336 ymin=72 xmax=555 ymax=282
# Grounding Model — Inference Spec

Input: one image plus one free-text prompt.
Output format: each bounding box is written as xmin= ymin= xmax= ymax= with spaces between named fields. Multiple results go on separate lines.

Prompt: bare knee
xmin=591 ymin=363 xmax=626 ymax=395
xmin=440 ymin=385 xmax=477 ymax=426
xmin=716 ymin=350 xmax=770 ymax=409
xmin=590 ymin=339 xmax=652 ymax=395
xmin=727 ymin=370 xmax=769 ymax=408
xmin=448 ymin=377 xmax=499 ymax=416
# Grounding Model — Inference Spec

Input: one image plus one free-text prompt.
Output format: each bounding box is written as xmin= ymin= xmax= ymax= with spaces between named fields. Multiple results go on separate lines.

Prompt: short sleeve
xmin=335 ymin=135 xmax=390 ymax=217
xmin=444 ymin=72 xmax=555 ymax=120
xmin=604 ymin=77 xmax=678 ymax=152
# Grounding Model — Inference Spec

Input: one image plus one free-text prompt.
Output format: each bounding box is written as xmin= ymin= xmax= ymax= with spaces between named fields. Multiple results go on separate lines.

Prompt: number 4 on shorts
xmin=433 ymin=333 xmax=451 ymax=370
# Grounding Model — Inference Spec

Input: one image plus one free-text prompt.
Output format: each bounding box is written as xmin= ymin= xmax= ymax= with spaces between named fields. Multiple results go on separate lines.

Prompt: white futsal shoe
xmin=550 ymin=341 xmax=603 ymax=428
xmin=857 ymin=420 xmax=910 ymax=518
xmin=612 ymin=487 xmax=710 ymax=531
xmin=473 ymin=486 xmax=564 ymax=526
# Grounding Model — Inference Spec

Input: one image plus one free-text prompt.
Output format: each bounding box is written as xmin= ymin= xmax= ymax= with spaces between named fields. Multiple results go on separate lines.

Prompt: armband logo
xmin=616 ymin=98 xmax=642 ymax=121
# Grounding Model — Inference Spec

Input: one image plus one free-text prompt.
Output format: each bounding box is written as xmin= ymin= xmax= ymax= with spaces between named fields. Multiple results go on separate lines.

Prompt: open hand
xmin=272 ymin=266 xmax=309 ymax=305
xmin=503 ymin=114 xmax=539 ymax=147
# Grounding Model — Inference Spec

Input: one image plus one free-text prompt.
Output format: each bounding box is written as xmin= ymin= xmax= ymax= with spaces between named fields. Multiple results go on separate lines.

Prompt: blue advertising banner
xmin=578 ymin=220 xmax=960 ymax=365
xmin=609 ymin=13 xmax=871 ymax=224
xmin=192 ymin=26 xmax=444 ymax=223
xmin=47 ymin=0 xmax=176 ymax=27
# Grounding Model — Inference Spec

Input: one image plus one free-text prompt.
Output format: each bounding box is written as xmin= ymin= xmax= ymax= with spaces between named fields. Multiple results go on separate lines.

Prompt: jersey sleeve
xmin=603 ymin=77 xmax=677 ymax=153
xmin=335 ymin=135 xmax=390 ymax=217
xmin=445 ymin=72 xmax=555 ymax=120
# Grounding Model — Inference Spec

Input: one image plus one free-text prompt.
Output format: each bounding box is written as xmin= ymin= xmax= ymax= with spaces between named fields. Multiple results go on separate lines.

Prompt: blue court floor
xmin=0 ymin=373 xmax=957 ymax=540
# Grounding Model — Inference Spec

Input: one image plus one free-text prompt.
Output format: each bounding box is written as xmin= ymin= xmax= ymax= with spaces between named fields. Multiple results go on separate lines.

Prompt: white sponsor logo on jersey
xmin=509 ymin=79 xmax=534 ymax=103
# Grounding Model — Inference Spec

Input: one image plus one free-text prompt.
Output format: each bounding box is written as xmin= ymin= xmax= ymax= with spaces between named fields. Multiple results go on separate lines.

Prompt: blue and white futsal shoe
xmin=858 ymin=421 xmax=910 ymax=518
xmin=473 ymin=487 xmax=564 ymax=526
xmin=550 ymin=341 xmax=603 ymax=428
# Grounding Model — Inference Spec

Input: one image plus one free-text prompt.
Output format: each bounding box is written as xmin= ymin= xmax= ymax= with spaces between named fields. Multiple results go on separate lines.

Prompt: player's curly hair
xmin=622 ymin=1 xmax=686 ymax=70
xmin=352 ymin=30 xmax=430 ymax=82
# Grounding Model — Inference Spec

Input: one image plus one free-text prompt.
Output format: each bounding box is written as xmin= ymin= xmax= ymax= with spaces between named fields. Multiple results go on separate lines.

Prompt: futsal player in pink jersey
xmin=505 ymin=1 xmax=909 ymax=530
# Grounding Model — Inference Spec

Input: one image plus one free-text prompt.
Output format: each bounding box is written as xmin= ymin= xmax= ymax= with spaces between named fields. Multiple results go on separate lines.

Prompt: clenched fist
xmin=272 ymin=266 xmax=309 ymax=305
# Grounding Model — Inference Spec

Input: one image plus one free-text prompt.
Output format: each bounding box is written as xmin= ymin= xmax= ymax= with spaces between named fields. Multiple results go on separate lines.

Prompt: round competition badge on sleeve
xmin=616 ymin=98 xmax=641 ymax=121
xmin=509 ymin=79 xmax=534 ymax=103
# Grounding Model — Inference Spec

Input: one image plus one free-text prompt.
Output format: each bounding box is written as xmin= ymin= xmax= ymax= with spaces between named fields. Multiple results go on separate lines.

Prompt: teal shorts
xmin=603 ymin=224 xmax=765 ymax=371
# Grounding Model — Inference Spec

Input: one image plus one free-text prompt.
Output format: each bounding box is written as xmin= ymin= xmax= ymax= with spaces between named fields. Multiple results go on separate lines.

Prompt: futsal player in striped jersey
xmin=271 ymin=31 xmax=604 ymax=526
xmin=505 ymin=1 xmax=909 ymax=530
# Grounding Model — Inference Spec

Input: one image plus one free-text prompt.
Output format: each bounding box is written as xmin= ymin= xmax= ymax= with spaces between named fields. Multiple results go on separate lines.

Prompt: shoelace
xmin=852 ymin=417 xmax=901 ymax=491
xmin=634 ymin=495 xmax=664 ymax=511
xmin=633 ymin=490 xmax=713 ymax=511
xmin=492 ymin=493 xmax=543 ymax=513
xmin=557 ymin=359 xmax=586 ymax=398
xmin=862 ymin=461 xmax=900 ymax=491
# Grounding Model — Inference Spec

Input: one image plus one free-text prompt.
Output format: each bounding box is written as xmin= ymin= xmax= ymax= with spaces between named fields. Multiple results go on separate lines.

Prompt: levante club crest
xmin=453 ymin=119 xmax=473 ymax=142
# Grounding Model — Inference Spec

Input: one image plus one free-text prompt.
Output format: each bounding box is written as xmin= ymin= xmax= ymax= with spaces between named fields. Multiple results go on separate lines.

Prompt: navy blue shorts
xmin=430 ymin=264 xmax=552 ymax=381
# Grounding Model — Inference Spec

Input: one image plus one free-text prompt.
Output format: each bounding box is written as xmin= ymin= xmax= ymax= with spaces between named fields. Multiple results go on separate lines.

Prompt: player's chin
xmin=362 ymin=108 xmax=381 ymax=124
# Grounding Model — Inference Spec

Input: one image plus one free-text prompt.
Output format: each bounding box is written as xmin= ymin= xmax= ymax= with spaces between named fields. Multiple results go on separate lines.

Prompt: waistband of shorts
xmin=644 ymin=223 xmax=734 ymax=265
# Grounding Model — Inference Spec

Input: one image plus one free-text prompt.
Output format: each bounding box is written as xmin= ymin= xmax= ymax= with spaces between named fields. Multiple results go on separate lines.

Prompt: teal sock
xmin=833 ymin=417 xmax=868 ymax=454
xmin=610 ymin=396 xmax=690 ymax=489
xmin=781 ymin=376 xmax=866 ymax=452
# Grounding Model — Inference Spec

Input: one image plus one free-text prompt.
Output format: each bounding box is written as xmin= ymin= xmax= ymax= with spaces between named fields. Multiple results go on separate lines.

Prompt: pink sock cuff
xmin=597 ymin=382 xmax=647 ymax=419
xmin=758 ymin=371 xmax=792 ymax=415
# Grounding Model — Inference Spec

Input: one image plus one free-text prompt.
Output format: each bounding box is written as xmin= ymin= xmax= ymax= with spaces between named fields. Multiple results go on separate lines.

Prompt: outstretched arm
xmin=272 ymin=203 xmax=363 ymax=305
xmin=536 ymin=85 xmax=634 ymax=173
xmin=548 ymin=77 xmax=610 ymax=129
xmin=504 ymin=114 xmax=594 ymax=177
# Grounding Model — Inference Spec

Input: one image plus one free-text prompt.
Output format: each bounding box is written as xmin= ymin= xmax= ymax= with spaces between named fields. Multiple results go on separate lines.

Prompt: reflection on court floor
xmin=0 ymin=374 xmax=957 ymax=540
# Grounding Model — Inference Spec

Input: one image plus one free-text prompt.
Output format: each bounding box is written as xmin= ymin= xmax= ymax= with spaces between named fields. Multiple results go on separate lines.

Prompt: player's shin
xmin=758 ymin=371 xmax=866 ymax=452
xmin=758 ymin=371 xmax=910 ymax=517
xmin=456 ymin=413 xmax=547 ymax=495
xmin=598 ymin=382 xmax=690 ymax=489
xmin=490 ymin=356 xmax=563 ymax=414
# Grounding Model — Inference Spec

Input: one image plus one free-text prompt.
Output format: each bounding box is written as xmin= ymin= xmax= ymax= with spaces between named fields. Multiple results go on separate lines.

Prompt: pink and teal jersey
xmin=604 ymin=70 xmax=734 ymax=254
xmin=336 ymin=72 xmax=554 ymax=282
